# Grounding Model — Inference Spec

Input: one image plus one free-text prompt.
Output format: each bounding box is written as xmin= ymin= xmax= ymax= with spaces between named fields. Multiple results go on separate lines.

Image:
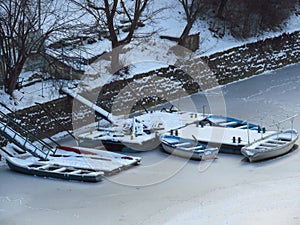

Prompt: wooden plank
xmin=52 ymin=167 xmax=67 ymax=173
xmin=68 ymin=170 xmax=82 ymax=175
xmin=175 ymin=142 xmax=191 ymax=147
xmin=218 ymin=121 xmax=238 ymax=126
xmin=182 ymin=146 xmax=203 ymax=151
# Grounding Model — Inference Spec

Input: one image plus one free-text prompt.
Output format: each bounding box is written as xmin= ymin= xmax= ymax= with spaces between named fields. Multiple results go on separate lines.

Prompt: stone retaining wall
xmin=0 ymin=31 xmax=299 ymax=145
xmin=205 ymin=31 xmax=300 ymax=85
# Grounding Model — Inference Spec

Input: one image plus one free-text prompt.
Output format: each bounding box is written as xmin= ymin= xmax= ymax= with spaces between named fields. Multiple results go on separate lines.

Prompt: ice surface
xmin=1 ymin=63 xmax=300 ymax=225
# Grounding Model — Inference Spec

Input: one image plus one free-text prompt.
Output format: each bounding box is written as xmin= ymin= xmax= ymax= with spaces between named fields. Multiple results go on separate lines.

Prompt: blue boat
xmin=160 ymin=134 xmax=219 ymax=160
xmin=205 ymin=115 xmax=264 ymax=131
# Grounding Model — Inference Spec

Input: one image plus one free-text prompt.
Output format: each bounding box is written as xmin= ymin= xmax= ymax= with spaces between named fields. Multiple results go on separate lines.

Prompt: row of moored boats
xmin=77 ymin=110 xmax=298 ymax=163
xmin=0 ymin=104 xmax=298 ymax=183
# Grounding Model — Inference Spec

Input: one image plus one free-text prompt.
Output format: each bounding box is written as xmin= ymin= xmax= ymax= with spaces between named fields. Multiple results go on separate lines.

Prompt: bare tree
xmin=0 ymin=0 xmax=78 ymax=95
xmin=70 ymin=0 xmax=156 ymax=48
xmin=160 ymin=0 xmax=203 ymax=49
xmin=69 ymin=0 xmax=162 ymax=72
xmin=211 ymin=0 xmax=297 ymax=39
xmin=178 ymin=0 xmax=203 ymax=46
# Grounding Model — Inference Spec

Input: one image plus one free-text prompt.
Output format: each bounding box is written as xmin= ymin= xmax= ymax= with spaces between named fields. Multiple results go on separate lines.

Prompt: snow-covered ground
xmin=82 ymin=0 xmax=300 ymax=57
xmin=1 ymin=0 xmax=299 ymax=112
xmin=193 ymin=7 xmax=300 ymax=56
xmin=0 ymin=63 xmax=300 ymax=225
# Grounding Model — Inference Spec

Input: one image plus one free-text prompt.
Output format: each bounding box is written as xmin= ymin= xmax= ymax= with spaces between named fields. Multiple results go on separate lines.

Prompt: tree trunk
xmin=217 ymin=0 xmax=228 ymax=19
xmin=6 ymin=70 xmax=20 ymax=95
xmin=5 ymin=58 xmax=26 ymax=95
xmin=110 ymin=50 xmax=121 ymax=74
xmin=178 ymin=21 xmax=194 ymax=46
xmin=178 ymin=0 xmax=202 ymax=47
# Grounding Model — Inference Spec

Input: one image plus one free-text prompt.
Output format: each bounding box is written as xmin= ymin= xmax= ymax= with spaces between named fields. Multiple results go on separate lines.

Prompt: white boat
xmin=78 ymin=128 xmax=161 ymax=152
xmin=0 ymin=144 xmax=141 ymax=182
xmin=241 ymin=129 xmax=299 ymax=162
xmin=160 ymin=134 xmax=219 ymax=160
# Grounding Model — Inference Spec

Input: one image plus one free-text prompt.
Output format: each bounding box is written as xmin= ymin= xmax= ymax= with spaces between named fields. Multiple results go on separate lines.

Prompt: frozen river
xmin=1 ymin=63 xmax=300 ymax=225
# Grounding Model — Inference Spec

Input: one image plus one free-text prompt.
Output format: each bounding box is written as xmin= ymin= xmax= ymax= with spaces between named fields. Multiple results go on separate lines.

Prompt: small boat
xmin=160 ymin=134 xmax=219 ymax=160
xmin=0 ymin=144 xmax=141 ymax=182
xmin=5 ymin=156 xmax=104 ymax=182
xmin=241 ymin=129 xmax=299 ymax=162
xmin=78 ymin=129 xmax=160 ymax=152
xmin=0 ymin=147 xmax=104 ymax=182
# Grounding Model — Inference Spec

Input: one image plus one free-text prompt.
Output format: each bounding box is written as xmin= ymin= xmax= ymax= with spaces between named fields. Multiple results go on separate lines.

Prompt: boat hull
xmin=241 ymin=129 xmax=299 ymax=162
xmin=160 ymin=135 xmax=219 ymax=160
xmin=79 ymin=139 xmax=129 ymax=152
xmin=161 ymin=143 xmax=218 ymax=160
xmin=78 ymin=134 xmax=160 ymax=152
xmin=243 ymin=143 xmax=295 ymax=162
xmin=6 ymin=157 xmax=104 ymax=182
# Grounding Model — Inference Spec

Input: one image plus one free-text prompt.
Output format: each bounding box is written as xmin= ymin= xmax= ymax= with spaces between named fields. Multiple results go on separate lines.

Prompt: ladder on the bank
xmin=0 ymin=111 xmax=57 ymax=160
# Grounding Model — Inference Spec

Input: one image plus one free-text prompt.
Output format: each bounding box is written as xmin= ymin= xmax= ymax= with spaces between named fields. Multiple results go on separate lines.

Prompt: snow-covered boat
xmin=241 ymin=129 xmax=299 ymax=162
xmin=78 ymin=111 xmax=205 ymax=152
xmin=0 ymin=144 xmax=141 ymax=182
xmin=5 ymin=156 xmax=104 ymax=182
xmin=78 ymin=128 xmax=161 ymax=152
xmin=160 ymin=134 xmax=219 ymax=160
xmin=205 ymin=115 xmax=262 ymax=131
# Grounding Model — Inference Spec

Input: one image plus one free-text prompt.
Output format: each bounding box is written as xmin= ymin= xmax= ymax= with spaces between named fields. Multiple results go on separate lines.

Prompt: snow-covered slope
xmin=0 ymin=0 xmax=299 ymax=111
